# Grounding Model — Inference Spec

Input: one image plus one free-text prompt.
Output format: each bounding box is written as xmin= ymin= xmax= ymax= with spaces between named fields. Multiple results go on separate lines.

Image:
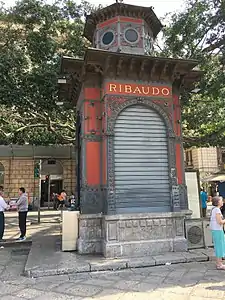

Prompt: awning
xmin=201 ymin=174 xmax=225 ymax=182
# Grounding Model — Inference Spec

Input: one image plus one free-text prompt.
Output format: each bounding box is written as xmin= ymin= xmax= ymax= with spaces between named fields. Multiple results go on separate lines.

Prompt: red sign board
xmin=105 ymin=82 xmax=172 ymax=98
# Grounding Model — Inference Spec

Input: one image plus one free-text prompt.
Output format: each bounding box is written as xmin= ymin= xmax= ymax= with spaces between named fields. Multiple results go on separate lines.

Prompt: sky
xmin=5 ymin=0 xmax=185 ymax=18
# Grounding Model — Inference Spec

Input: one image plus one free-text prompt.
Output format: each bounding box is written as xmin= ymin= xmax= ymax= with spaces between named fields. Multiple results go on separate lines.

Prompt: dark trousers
xmin=202 ymin=207 xmax=207 ymax=218
xmin=19 ymin=211 xmax=27 ymax=238
xmin=57 ymin=200 xmax=65 ymax=209
xmin=0 ymin=212 xmax=5 ymax=240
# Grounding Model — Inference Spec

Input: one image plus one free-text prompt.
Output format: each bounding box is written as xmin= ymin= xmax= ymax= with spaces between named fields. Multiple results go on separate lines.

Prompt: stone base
xmin=103 ymin=237 xmax=187 ymax=258
xmin=78 ymin=211 xmax=189 ymax=258
xmin=77 ymin=239 xmax=102 ymax=254
xmin=173 ymin=237 xmax=188 ymax=252
xmin=77 ymin=214 xmax=103 ymax=254
xmin=102 ymin=212 xmax=188 ymax=258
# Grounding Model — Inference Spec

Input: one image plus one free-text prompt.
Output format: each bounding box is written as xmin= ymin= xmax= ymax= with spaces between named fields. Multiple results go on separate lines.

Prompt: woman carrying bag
xmin=210 ymin=196 xmax=225 ymax=270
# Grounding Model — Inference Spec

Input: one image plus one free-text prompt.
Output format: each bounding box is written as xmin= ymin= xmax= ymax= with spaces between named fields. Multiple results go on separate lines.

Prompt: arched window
xmin=0 ymin=163 xmax=4 ymax=186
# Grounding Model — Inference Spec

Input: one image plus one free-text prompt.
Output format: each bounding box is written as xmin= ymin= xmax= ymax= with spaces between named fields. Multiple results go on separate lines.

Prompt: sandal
xmin=216 ymin=264 xmax=225 ymax=270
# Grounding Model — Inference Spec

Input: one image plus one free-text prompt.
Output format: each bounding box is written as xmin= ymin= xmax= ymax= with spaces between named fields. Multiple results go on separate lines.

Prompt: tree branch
xmin=14 ymin=123 xmax=47 ymax=133
xmin=202 ymin=37 xmax=225 ymax=53
xmin=52 ymin=122 xmax=75 ymax=131
xmin=184 ymin=124 xmax=225 ymax=146
xmin=0 ymin=129 xmax=11 ymax=137
xmin=190 ymin=27 xmax=212 ymax=57
xmin=154 ymin=41 xmax=164 ymax=53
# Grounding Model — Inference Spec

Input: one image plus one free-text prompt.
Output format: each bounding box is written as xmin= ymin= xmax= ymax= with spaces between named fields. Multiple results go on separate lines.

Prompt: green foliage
xmin=1 ymin=0 xmax=224 ymax=147
xmin=160 ymin=0 xmax=225 ymax=147
xmin=0 ymin=0 xmax=94 ymax=145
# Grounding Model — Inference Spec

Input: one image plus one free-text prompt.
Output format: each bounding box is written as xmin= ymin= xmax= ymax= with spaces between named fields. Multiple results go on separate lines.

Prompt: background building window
xmin=222 ymin=152 xmax=225 ymax=163
xmin=221 ymin=150 xmax=225 ymax=169
xmin=0 ymin=163 xmax=4 ymax=186
xmin=185 ymin=150 xmax=193 ymax=168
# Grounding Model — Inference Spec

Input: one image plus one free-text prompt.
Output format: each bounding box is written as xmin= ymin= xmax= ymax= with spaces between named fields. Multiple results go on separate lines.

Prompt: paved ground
xmin=0 ymin=245 xmax=224 ymax=300
xmin=1 ymin=209 xmax=223 ymax=300
xmin=24 ymin=231 xmax=214 ymax=277
xmin=3 ymin=210 xmax=61 ymax=241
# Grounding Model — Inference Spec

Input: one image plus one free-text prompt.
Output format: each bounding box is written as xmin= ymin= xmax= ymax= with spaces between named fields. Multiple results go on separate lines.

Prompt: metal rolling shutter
xmin=114 ymin=104 xmax=171 ymax=213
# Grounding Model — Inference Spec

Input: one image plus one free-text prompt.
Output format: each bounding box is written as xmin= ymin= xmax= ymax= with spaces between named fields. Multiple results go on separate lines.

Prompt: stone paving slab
xmin=153 ymin=252 xmax=186 ymax=265
xmin=182 ymin=251 xmax=209 ymax=263
xmin=24 ymin=234 xmax=213 ymax=278
xmin=1 ymin=245 xmax=225 ymax=300
xmin=190 ymin=248 xmax=214 ymax=260
xmin=0 ymin=239 xmax=32 ymax=248
xmin=25 ymin=251 xmax=211 ymax=278
xmin=127 ymin=257 xmax=156 ymax=268
xmin=89 ymin=258 xmax=127 ymax=272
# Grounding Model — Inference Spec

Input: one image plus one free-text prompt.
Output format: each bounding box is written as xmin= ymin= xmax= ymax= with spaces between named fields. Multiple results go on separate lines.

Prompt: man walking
xmin=17 ymin=187 xmax=28 ymax=241
xmin=0 ymin=186 xmax=9 ymax=242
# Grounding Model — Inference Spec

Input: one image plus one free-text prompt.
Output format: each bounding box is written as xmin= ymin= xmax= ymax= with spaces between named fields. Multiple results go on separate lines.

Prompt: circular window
xmin=125 ymin=28 xmax=139 ymax=43
xmin=102 ymin=31 xmax=114 ymax=45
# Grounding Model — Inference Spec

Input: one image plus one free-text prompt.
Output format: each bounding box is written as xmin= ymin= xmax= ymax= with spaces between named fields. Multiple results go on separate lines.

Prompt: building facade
xmin=185 ymin=147 xmax=222 ymax=178
xmin=0 ymin=145 xmax=76 ymax=207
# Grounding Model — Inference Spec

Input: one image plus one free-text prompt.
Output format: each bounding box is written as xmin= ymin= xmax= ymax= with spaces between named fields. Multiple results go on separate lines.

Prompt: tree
xmin=0 ymin=0 xmax=94 ymax=145
xmin=2 ymin=0 xmax=224 ymax=147
xmin=159 ymin=0 xmax=225 ymax=147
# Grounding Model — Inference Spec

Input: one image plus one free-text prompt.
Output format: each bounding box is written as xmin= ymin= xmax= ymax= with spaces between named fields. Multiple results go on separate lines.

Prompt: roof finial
xmin=116 ymin=0 xmax=123 ymax=3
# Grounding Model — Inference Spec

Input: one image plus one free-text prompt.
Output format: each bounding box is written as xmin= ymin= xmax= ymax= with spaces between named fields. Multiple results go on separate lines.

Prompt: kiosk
xmin=59 ymin=3 xmax=202 ymax=258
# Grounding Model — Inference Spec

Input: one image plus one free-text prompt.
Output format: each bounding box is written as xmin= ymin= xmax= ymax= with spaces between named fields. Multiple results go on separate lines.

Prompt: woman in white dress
xmin=210 ymin=196 xmax=225 ymax=270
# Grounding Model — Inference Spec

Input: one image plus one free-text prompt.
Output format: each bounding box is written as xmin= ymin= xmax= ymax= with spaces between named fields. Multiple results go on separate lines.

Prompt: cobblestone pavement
xmin=0 ymin=246 xmax=224 ymax=300
xmin=4 ymin=210 xmax=60 ymax=240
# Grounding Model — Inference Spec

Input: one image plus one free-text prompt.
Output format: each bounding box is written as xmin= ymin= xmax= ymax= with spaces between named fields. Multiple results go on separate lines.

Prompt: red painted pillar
xmin=173 ymin=93 xmax=187 ymax=209
xmin=173 ymin=94 xmax=182 ymax=185
xmin=80 ymin=87 xmax=104 ymax=213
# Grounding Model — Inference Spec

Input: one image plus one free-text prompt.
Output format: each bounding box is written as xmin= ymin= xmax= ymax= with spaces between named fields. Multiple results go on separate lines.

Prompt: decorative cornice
xmin=58 ymin=56 xmax=84 ymax=105
xmin=84 ymin=48 xmax=199 ymax=81
xmin=59 ymin=50 xmax=202 ymax=105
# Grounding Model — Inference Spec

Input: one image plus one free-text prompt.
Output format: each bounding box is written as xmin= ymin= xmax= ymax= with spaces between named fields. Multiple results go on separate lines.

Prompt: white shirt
xmin=0 ymin=196 xmax=7 ymax=212
xmin=210 ymin=207 xmax=223 ymax=231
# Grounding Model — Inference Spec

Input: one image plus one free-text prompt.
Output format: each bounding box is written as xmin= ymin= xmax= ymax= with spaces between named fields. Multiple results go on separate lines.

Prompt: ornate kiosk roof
xmin=84 ymin=3 xmax=163 ymax=41
xmin=58 ymin=2 xmax=203 ymax=105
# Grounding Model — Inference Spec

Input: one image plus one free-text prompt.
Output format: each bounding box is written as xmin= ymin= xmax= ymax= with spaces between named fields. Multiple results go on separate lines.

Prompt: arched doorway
xmin=114 ymin=104 xmax=171 ymax=213
xmin=40 ymin=159 xmax=63 ymax=207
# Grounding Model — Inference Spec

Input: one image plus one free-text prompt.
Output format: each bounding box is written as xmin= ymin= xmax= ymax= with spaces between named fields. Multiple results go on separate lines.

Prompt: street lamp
xmin=58 ymin=77 xmax=67 ymax=84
